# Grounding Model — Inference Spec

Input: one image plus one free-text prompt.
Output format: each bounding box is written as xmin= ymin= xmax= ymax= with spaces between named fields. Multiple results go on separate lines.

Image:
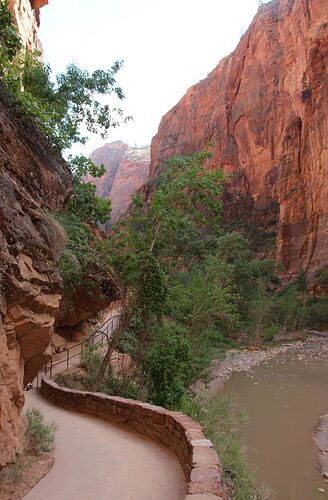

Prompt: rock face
xmin=9 ymin=0 xmax=48 ymax=52
xmin=0 ymin=83 xmax=72 ymax=467
xmin=89 ymin=141 xmax=150 ymax=226
xmin=55 ymin=222 xmax=119 ymax=340
xmin=150 ymin=0 xmax=328 ymax=279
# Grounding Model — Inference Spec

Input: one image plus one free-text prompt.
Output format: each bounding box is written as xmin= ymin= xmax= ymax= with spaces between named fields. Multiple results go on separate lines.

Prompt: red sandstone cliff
xmin=0 ymin=83 xmax=72 ymax=467
xmin=9 ymin=0 xmax=48 ymax=51
xmin=150 ymin=0 xmax=328 ymax=279
xmin=88 ymin=141 xmax=150 ymax=226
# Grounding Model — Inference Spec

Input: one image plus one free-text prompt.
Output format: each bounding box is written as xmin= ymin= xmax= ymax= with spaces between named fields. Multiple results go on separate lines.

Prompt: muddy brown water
xmin=220 ymin=340 xmax=328 ymax=499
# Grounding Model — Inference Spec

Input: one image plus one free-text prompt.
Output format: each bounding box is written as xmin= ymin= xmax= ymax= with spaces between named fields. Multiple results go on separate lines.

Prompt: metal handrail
xmin=36 ymin=313 xmax=122 ymax=387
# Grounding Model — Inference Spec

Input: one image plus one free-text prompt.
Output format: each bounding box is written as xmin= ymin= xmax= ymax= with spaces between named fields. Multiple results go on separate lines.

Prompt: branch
xmin=149 ymin=220 xmax=161 ymax=254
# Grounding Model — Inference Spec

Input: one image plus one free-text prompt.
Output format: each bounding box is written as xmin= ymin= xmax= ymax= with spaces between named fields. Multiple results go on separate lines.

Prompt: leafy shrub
xmin=262 ymin=323 xmax=281 ymax=342
xmin=1 ymin=36 xmax=130 ymax=153
xmin=0 ymin=1 xmax=21 ymax=71
xmin=142 ymin=324 xmax=192 ymax=409
xmin=81 ymin=343 xmax=104 ymax=387
xmin=305 ymin=296 xmax=328 ymax=327
xmin=66 ymin=155 xmax=112 ymax=224
xmin=60 ymin=344 xmax=141 ymax=399
xmin=314 ymin=267 xmax=328 ymax=286
xmin=99 ymin=368 xmax=141 ymax=400
xmin=25 ymin=408 xmax=57 ymax=453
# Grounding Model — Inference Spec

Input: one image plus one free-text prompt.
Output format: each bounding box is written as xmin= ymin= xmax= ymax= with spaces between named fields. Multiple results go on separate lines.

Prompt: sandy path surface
xmin=24 ymin=390 xmax=185 ymax=500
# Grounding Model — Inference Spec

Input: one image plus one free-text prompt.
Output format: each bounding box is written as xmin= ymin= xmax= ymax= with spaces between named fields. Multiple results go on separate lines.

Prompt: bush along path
xmin=0 ymin=406 xmax=56 ymax=500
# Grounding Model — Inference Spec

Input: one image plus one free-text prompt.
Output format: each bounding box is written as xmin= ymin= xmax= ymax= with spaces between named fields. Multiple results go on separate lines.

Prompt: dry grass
xmin=0 ymin=451 xmax=54 ymax=500
xmin=31 ymin=210 xmax=68 ymax=258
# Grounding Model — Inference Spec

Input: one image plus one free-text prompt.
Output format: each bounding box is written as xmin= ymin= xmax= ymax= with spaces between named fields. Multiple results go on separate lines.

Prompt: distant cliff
xmin=88 ymin=141 xmax=150 ymax=226
xmin=150 ymin=0 xmax=328 ymax=279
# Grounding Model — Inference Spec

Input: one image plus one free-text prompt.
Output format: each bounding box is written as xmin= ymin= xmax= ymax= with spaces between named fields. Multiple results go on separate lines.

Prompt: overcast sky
xmin=39 ymin=0 xmax=268 ymax=155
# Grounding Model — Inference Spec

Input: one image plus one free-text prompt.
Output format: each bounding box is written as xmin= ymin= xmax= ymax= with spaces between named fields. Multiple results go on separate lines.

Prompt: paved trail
xmin=24 ymin=390 xmax=185 ymax=500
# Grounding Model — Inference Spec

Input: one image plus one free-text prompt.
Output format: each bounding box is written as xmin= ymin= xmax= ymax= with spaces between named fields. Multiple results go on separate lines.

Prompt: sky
xmin=39 ymin=0 xmax=268 ymax=155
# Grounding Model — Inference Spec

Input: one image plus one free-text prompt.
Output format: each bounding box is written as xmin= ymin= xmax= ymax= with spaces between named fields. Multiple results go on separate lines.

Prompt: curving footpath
xmin=24 ymin=389 xmax=186 ymax=500
xmin=24 ymin=379 xmax=226 ymax=499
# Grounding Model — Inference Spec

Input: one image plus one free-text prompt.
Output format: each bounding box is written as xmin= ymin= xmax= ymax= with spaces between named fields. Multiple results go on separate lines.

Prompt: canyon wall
xmin=89 ymin=141 xmax=150 ymax=226
xmin=0 ymin=83 xmax=72 ymax=467
xmin=150 ymin=0 xmax=328 ymax=279
xmin=9 ymin=0 xmax=48 ymax=51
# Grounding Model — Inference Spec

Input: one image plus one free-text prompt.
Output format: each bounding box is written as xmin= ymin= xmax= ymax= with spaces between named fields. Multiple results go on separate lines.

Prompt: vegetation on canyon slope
xmin=63 ymin=147 xmax=328 ymax=409
xmin=56 ymin=148 xmax=327 ymax=499
xmin=0 ymin=0 xmax=131 ymax=224
xmin=2 ymin=2 xmax=328 ymax=497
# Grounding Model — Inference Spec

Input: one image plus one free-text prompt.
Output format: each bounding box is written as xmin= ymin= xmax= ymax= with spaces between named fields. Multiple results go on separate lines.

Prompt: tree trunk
xmin=92 ymin=311 xmax=131 ymax=390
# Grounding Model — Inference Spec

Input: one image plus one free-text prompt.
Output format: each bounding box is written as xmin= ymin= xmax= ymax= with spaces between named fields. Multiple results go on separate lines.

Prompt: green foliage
xmin=68 ymin=180 xmax=111 ymax=224
xmin=99 ymin=368 xmax=140 ymax=400
xmin=0 ymin=4 xmax=128 ymax=228
xmin=295 ymin=270 xmax=308 ymax=292
xmin=168 ymin=257 xmax=238 ymax=331
xmin=74 ymin=343 xmax=140 ymax=399
xmin=212 ymin=233 xmax=281 ymax=340
xmin=25 ymin=407 xmax=57 ymax=453
xmin=304 ymin=295 xmax=328 ymax=327
xmin=100 ymin=149 xmax=229 ymax=401
xmin=81 ymin=343 xmax=104 ymax=386
xmin=314 ymin=267 xmax=328 ymax=286
xmin=0 ymin=1 xmax=21 ymax=70
xmin=115 ymin=148 xmax=224 ymax=267
xmin=67 ymin=154 xmax=106 ymax=180
xmin=184 ymin=395 xmax=263 ymax=499
xmin=54 ymin=213 xmax=109 ymax=289
xmin=2 ymin=47 xmax=131 ymax=152
xmin=65 ymin=154 xmax=111 ymax=225
xmin=142 ymin=324 xmax=192 ymax=409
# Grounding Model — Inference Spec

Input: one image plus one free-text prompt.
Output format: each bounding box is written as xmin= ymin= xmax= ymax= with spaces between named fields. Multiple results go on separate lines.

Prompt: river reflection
xmin=220 ymin=340 xmax=328 ymax=499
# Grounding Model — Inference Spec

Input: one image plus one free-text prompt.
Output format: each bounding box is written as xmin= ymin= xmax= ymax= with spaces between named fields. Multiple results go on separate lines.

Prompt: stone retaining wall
xmin=41 ymin=378 xmax=227 ymax=499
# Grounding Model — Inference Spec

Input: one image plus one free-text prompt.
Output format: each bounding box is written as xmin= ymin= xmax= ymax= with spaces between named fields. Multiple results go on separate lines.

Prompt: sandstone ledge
xmin=40 ymin=378 xmax=227 ymax=499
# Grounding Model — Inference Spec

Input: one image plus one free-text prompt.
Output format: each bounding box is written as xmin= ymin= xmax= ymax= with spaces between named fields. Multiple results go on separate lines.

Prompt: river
xmin=218 ymin=339 xmax=328 ymax=499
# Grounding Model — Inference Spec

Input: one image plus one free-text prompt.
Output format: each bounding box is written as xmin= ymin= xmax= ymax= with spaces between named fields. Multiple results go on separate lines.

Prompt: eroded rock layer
xmin=89 ymin=141 xmax=150 ymax=226
xmin=150 ymin=0 xmax=328 ymax=278
xmin=0 ymin=83 xmax=72 ymax=467
xmin=9 ymin=0 xmax=48 ymax=52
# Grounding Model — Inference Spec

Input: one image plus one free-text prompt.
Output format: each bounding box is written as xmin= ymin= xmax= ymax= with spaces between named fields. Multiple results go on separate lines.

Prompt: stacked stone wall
xmin=41 ymin=378 xmax=227 ymax=499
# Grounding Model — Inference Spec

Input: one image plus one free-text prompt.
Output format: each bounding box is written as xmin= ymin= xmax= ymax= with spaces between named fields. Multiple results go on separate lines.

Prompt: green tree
xmin=66 ymin=155 xmax=111 ymax=224
xmin=92 ymin=148 xmax=227 ymax=396
xmin=2 ymin=46 xmax=131 ymax=152
xmin=0 ymin=0 xmax=132 ymax=227
xmin=142 ymin=324 xmax=192 ymax=409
